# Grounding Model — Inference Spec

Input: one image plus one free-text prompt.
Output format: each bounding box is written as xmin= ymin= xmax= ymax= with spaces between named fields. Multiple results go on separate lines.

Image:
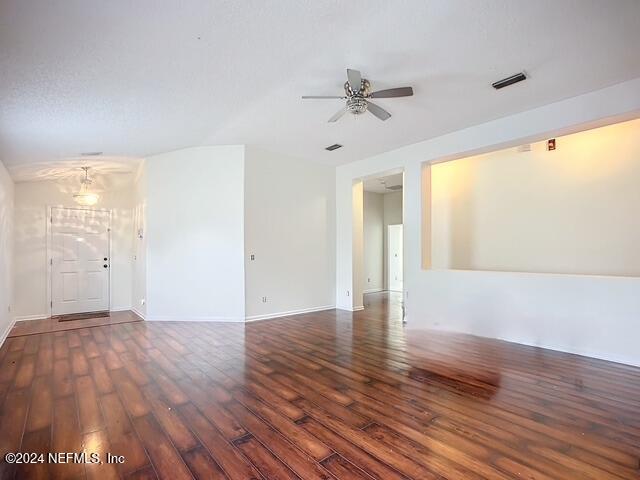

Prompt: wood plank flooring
xmin=1 ymin=292 xmax=639 ymax=479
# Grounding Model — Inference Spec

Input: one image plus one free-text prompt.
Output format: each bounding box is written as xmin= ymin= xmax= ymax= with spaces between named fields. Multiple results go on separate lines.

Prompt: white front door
xmin=388 ymin=224 xmax=403 ymax=292
xmin=51 ymin=207 xmax=110 ymax=315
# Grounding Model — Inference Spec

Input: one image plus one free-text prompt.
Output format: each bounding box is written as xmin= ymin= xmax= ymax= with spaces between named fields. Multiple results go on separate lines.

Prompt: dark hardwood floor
xmin=1 ymin=292 xmax=639 ymax=479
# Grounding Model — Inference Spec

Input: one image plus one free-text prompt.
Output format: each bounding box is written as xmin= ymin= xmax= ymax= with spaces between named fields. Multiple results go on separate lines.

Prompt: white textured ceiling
xmin=1 ymin=0 xmax=640 ymax=179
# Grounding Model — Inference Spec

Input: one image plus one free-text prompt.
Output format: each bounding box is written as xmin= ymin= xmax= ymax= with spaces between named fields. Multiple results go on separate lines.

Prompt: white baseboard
xmin=0 ymin=317 xmax=17 ymax=348
xmin=131 ymin=308 xmax=146 ymax=320
xmin=245 ymin=305 xmax=335 ymax=322
xmin=335 ymin=305 xmax=365 ymax=312
xmin=145 ymin=315 xmax=245 ymax=323
xmin=420 ymin=323 xmax=640 ymax=368
xmin=363 ymin=288 xmax=383 ymax=294
xmin=110 ymin=306 xmax=132 ymax=312
xmin=14 ymin=314 xmax=48 ymax=322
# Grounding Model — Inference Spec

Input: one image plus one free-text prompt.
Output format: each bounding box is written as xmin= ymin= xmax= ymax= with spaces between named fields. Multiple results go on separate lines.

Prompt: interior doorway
xmin=361 ymin=170 xmax=404 ymax=305
xmin=48 ymin=207 xmax=111 ymax=317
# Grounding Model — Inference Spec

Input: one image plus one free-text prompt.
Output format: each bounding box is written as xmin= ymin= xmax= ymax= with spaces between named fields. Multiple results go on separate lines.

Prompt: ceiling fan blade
xmin=347 ymin=69 xmax=361 ymax=89
xmin=366 ymin=101 xmax=391 ymax=121
xmin=369 ymin=87 xmax=414 ymax=98
xmin=302 ymin=95 xmax=345 ymax=99
xmin=328 ymin=107 xmax=347 ymax=123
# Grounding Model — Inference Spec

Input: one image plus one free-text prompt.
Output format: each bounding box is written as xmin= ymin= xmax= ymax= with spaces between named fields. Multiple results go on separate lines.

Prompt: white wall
xmin=363 ymin=192 xmax=383 ymax=293
xmin=131 ymin=161 xmax=147 ymax=318
xmin=382 ymin=191 xmax=403 ymax=289
xmin=13 ymin=176 xmax=134 ymax=320
xmin=144 ymin=146 xmax=246 ymax=321
xmin=0 ymin=160 xmax=14 ymax=344
xmin=244 ymin=147 xmax=335 ymax=320
xmin=431 ymin=119 xmax=640 ymax=276
xmin=336 ymin=77 xmax=640 ymax=366
xmin=352 ymin=181 xmax=365 ymax=310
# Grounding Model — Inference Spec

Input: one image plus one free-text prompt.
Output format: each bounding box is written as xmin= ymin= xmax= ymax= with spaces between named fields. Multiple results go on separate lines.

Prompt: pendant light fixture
xmin=73 ymin=167 xmax=99 ymax=206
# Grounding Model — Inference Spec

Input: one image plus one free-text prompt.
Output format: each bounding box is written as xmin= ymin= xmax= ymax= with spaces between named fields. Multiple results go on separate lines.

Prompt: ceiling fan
xmin=302 ymin=69 xmax=413 ymax=122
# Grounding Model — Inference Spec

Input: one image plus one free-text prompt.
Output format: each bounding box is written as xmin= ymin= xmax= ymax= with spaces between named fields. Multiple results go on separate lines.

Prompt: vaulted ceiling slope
xmin=1 ymin=0 xmax=639 ymax=175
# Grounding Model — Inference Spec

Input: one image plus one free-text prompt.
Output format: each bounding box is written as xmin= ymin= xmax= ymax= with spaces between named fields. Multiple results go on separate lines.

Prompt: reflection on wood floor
xmin=1 ymin=291 xmax=639 ymax=479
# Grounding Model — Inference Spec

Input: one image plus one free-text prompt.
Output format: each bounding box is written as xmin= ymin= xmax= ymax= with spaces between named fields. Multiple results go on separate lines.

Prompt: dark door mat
xmin=54 ymin=311 xmax=110 ymax=322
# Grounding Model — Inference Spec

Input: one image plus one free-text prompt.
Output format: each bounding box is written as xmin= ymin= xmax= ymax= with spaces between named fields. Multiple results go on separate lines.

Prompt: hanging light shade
xmin=73 ymin=167 xmax=99 ymax=206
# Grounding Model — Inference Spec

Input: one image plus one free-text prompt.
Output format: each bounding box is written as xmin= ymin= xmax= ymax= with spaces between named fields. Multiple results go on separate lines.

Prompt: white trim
xmin=423 ymin=323 xmax=640 ymax=368
xmin=14 ymin=314 xmax=48 ymax=322
xmin=47 ymin=206 xmax=113 ymax=317
xmin=109 ymin=306 xmax=132 ymax=312
xmin=145 ymin=315 xmax=245 ymax=323
xmin=130 ymin=308 xmax=146 ymax=320
xmin=335 ymin=306 xmax=365 ymax=312
xmin=363 ymin=288 xmax=383 ymax=294
xmin=0 ymin=318 xmax=17 ymax=348
xmin=245 ymin=305 xmax=335 ymax=322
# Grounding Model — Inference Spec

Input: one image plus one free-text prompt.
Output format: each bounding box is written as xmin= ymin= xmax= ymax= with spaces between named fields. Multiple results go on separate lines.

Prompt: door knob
xmin=103 ymin=257 xmax=108 ymax=261
xmin=103 ymin=264 xmax=108 ymax=268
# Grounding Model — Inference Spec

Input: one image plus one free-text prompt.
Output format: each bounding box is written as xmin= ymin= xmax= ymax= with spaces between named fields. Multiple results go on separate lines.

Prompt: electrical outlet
xmin=261 ymin=296 xmax=267 ymax=303
xmin=346 ymin=290 xmax=350 ymax=297
xmin=367 ymin=278 xmax=370 ymax=283
xmin=141 ymin=298 xmax=145 ymax=306
xmin=250 ymin=254 xmax=255 ymax=261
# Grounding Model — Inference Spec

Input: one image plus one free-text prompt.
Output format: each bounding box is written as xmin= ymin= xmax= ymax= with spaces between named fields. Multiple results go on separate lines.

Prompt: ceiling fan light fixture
xmin=346 ymin=97 xmax=368 ymax=115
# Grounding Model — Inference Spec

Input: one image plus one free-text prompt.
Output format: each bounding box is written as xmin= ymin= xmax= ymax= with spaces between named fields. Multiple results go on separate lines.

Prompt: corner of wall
xmin=0 ymin=158 xmax=15 ymax=347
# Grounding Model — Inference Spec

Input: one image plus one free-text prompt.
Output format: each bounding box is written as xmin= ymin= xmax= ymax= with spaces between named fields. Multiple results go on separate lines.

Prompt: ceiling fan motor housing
xmin=345 ymin=78 xmax=370 ymax=115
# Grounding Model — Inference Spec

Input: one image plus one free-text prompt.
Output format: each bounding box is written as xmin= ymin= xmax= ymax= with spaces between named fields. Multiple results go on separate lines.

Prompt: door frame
xmin=387 ymin=223 xmax=403 ymax=292
xmin=46 ymin=206 xmax=113 ymax=318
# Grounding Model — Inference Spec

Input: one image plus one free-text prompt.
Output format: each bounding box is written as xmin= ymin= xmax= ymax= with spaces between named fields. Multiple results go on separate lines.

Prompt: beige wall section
xmin=383 ymin=190 xmax=403 ymax=289
xmin=145 ymin=146 xmax=246 ymax=321
xmin=363 ymin=192 xmax=384 ymax=292
xmin=421 ymin=165 xmax=432 ymax=269
xmin=430 ymin=118 xmax=640 ymax=276
xmin=244 ymin=147 xmax=335 ymax=319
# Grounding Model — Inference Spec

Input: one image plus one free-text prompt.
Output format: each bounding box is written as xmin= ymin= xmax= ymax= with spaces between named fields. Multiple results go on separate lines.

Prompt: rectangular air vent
xmin=492 ymin=72 xmax=527 ymax=90
xmin=386 ymin=184 xmax=403 ymax=191
xmin=325 ymin=144 xmax=343 ymax=151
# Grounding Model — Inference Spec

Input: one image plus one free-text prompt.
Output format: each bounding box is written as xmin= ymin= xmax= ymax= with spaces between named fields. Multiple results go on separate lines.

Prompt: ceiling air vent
xmin=492 ymin=72 xmax=527 ymax=90
xmin=325 ymin=144 xmax=343 ymax=151
xmin=386 ymin=184 xmax=403 ymax=191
